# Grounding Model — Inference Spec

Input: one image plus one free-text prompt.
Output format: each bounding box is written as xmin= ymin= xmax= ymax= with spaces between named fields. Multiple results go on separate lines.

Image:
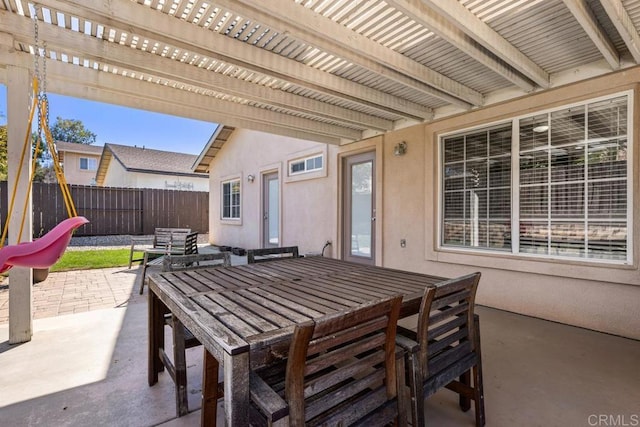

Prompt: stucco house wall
xmin=103 ymin=161 xmax=209 ymax=190
xmin=96 ymin=143 xmax=209 ymax=191
xmin=61 ymin=150 xmax=100 ymax=185
xmin=377 ymin=70 xmax=639 ymax=340
xmin=102 ymin=159 xmax=129 ymax=187
xmin=209 ymin=129 xmax=337 ymax=256
xmin=56 ymin=141 xmax=102 ymax=185
xmin=208 ymin=69 xmax=640 ymax=340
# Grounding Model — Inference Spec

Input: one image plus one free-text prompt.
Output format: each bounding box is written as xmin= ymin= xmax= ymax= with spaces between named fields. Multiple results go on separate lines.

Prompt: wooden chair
xmin=395 ymin=272 xmax=485 ymax=427
xmin=158 ymin=251 xmax=231 ymax=417
xmin=139 ymin=231 xmax=198 ymax=294
xmin=247 ymin=246 xmax=299 ymax=264
xmin=249 ymin=295 xmax=407 ymax=426
xmin=128 ymin=227 xmax=191 ymax=268
xmin=163 ymin=251 xmax=231 ymax=272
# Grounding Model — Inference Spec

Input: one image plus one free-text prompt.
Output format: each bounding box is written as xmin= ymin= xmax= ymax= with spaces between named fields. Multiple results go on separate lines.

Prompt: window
xmin=289 ymin=154 xmax=323 ymax=176
xmin=80 ymin=157 xmax=97 ymax=171
xmin=442 ymin=124 xmax=512 ymax=251
xmin=441 ymin=93 xmax=631 ymax=263
xmin=221 ymin=179 xmax=241 ymax=220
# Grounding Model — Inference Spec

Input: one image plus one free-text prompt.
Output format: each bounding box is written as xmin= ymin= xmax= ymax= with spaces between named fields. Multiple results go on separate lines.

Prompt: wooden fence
xmin=0 ymin=182 xmax=209 ymax=237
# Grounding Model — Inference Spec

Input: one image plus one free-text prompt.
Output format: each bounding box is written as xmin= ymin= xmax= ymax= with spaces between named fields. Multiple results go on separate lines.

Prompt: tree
xmin=0 ymin=125 xmax=48 ymax=182
xmin=50 ymin=116 xmax=97 ymax=145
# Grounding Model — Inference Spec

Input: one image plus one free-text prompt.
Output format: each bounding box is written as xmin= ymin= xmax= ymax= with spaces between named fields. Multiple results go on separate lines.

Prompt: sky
xmin=0 ymin=84 xmax=218 ymax=156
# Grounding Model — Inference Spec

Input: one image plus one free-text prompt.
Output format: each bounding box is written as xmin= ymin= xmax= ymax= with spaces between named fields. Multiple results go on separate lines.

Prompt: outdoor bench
xmin=128 ymin=227 xmax=191 ymax=269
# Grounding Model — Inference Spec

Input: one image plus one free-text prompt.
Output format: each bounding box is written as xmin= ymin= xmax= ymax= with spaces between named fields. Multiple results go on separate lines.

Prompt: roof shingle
xmin=104 ymin=143 xmax=208 ymax=177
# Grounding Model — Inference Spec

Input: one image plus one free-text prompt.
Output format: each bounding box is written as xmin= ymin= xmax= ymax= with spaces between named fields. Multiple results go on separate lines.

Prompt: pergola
xmin=1 ymin=0 xmax=639 ymax=342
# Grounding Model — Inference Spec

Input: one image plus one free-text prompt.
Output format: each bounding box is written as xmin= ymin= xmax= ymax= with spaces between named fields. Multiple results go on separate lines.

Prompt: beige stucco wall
xmin=209 ymin=129 xmax=337 ymax=256
xmin=62 ymin=151 xmax=100 ymax=185
xmin=381 ymin=68 xmax=640 ymax=340
xmin=102 ymin=160 xmax=209 ymax=190
xmin=102 ymin=160 xmax=128 ymax=187
xmin=208 ymin=69 xmax=640 ymax=340
xmin=132 ymin=172 xmax=209 ymax=191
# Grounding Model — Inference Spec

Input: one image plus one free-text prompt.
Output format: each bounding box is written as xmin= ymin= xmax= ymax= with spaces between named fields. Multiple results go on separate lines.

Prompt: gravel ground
xmin=67 ymin=233 xmax=210 ymax=251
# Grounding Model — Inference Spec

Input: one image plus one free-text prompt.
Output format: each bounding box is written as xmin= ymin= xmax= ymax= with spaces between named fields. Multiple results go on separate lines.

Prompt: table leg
xmin=223 ymin=350 xmax=250 ymax=426
xmin=201 ymin=349 xmax=219 ymax=427
xmin=148 ymin=289 xmax=165 ymax=386
xmin=173 ymin=318 xmax=189 ymax=417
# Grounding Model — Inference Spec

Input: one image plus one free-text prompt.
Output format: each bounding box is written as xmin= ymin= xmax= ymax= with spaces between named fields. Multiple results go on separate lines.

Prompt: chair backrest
xmin=183 ymin=232 xmax=199 ymax=255
xmin=247 ymin=246 xmax=299 ymax=264
xmin=162 ymin=251 xmax=231 ymax=272
xmin=415 ymin=272 xmax=481 ymax=380
xmin=153 ymin=227 xmax=191 ymax=249
xmin=285 ymin=295 xmax=402 ymax=425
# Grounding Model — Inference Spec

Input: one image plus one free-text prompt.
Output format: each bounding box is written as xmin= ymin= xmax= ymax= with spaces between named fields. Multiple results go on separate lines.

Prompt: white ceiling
xmin=1 ymin=0 xmax=639 ymax=145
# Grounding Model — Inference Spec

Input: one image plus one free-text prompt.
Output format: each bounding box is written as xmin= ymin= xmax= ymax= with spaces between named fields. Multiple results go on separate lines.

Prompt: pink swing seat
xmin=0 ymin=216 xmax=89 ymax=274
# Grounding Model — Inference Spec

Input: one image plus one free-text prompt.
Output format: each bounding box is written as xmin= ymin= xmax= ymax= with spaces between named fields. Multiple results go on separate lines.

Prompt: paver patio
xmin=0 ymin=267 xmax=142 ymax=324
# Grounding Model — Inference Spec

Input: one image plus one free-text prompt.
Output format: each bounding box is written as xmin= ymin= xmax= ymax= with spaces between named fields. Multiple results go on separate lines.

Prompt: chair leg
xmin=395 ymin=353 xmax=408 ymax=427
xmin=406 ymin=353 xmax=426 ymax=427
xmin=473 ymin=318 xmax=486 ymax=427
xmin=172 ymin=317 xmax=189 ymax=417
xmin=473 ymin=364 xmax=485 ymax=427
xmin=459 ymin=370 xmax=472 ymax=411
xmin=129 ymin=243 xmax=135 ymax=269
xmin=139 ymin=252 xmax=150 ymax=294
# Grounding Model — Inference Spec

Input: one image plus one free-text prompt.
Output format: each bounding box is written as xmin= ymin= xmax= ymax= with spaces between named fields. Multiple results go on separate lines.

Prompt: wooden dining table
xmin=147 ymin=256 xmax=447 ymax=426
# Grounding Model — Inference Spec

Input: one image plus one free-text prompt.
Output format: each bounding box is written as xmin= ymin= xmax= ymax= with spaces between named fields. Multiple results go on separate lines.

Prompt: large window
xmin=221 ymin=179 xmax=241 ymax=220
xmin=441 ymin=93 xmax=631 ymax=263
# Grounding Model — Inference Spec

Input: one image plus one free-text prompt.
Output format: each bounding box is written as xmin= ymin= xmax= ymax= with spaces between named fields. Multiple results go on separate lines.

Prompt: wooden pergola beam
xmin=562 ymin=0 xmax=619 ymax=69
xmin=419 ymin=0 xmax=550 ymax=89
xmin=32 ymin=0 xmax=433 ymax=121
xmin=599 ymin=0 xmax=640 ymax=63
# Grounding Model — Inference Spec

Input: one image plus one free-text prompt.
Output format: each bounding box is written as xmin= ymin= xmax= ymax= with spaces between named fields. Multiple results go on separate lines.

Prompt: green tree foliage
xmin=0 ymin=125 xmax=48 ymax=182
xmin=50 ymin=116 xmax=97 ymax=145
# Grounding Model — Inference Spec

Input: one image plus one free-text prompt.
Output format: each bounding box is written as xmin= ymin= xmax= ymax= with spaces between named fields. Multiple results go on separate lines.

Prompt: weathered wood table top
xmin=147 ymin=256 xmax=446 ymax=426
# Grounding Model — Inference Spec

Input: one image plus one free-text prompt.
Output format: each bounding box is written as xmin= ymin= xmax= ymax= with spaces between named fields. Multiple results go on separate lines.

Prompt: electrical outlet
xmin=400 ymin=239 xmax=406 ymax=248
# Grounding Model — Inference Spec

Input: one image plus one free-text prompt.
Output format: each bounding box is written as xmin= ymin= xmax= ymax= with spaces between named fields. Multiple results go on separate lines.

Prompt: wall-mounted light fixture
xmin=393 ymin=141 xmax=407 ymax=156
xmin=247 ymin=174 xmax=255 ymax=183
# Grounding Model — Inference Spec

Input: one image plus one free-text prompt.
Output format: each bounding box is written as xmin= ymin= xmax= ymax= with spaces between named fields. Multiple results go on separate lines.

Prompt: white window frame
xmin=438 ymin=91 xmax=633 ymax=265
xmin=80 ymin=157 xmax=97 ymax=171
xmin=221 ymin=178 xmax=241 ymax=221
xmin=288 ymin=153 xmax=323 ymax=176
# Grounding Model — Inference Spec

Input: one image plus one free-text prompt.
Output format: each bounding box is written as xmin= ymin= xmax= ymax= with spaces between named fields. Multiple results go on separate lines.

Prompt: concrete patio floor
xmin=1 ymin=259 xmax=639 ymax=426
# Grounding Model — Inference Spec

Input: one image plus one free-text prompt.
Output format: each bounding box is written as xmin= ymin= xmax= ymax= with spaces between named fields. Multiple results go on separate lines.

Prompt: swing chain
xmin=42 ymin=41 xmax=48 ymax=104
xmin=33 ymin=4 xmax=40 ymax=83
xmin=31 ymin=4 xmax=50 ymax=149
xmin=32 ymin=5 xmax=44 ymax=144
xmin=32 ymin=5 xmax=47 ymax=98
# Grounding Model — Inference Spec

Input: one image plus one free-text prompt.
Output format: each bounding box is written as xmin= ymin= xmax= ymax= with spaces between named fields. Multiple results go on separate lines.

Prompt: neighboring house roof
xmin=55 ymin=140 xmax=103 ymax=163
xmin=95 ymin=143 xmax=208 ymax=186
xmin=193 ymin=125 xmax=235 ymax=173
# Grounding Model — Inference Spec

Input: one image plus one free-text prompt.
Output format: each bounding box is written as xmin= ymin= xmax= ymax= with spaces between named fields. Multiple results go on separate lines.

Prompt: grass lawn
xmin=51 ymin=248 xmax=138 ymax=272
